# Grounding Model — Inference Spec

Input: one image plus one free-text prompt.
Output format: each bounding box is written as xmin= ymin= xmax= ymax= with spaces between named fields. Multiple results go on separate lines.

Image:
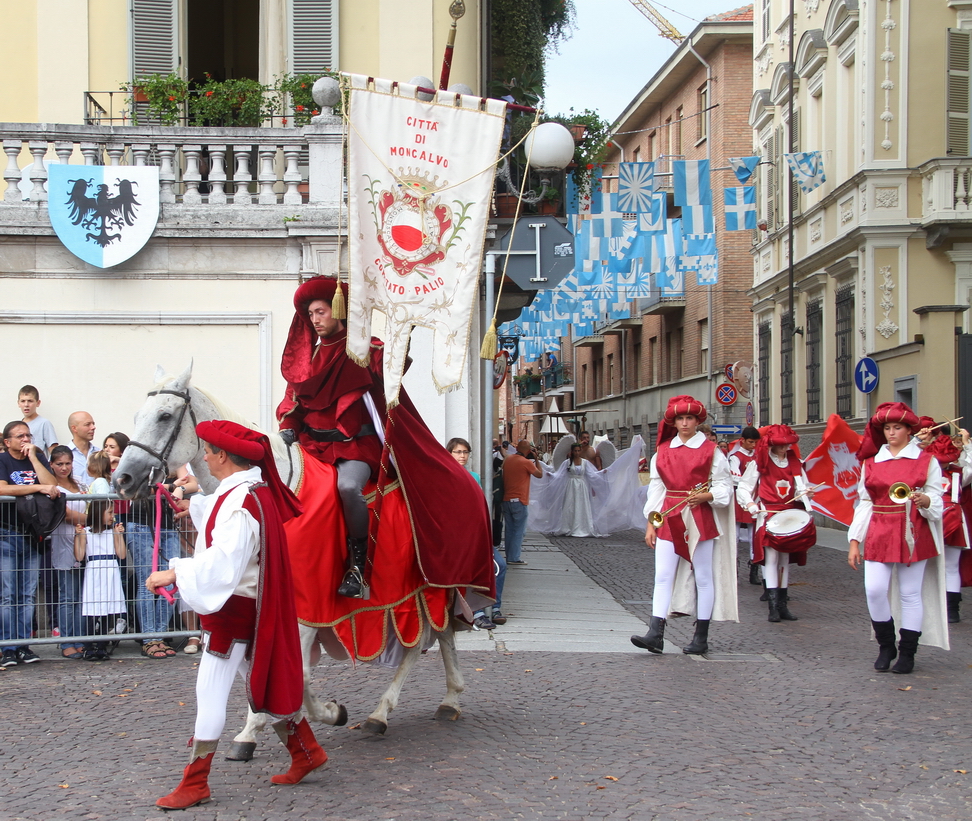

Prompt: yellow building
xmin=750 ymin=0 xmax=972 ymax=437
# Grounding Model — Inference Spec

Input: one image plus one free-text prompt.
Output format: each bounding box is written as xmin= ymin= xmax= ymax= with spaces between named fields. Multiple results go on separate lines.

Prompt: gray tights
xmin=336 ymin=459 xmax=371 ymax=540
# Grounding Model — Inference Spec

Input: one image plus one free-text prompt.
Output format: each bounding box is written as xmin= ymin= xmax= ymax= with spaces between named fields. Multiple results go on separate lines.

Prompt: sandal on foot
xmin=141 ymin=641 xmax=168 ymax=659
xmin=158 ymin=642 xmax=177 ymax=657
xmin=183 ymin=637 xmax=201 ymax=654
xmin=61 ymin=647 xmax=83 ymax=659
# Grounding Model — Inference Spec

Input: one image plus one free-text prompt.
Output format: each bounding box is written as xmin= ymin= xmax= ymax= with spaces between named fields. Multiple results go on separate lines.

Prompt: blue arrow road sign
xmin=711 ymin=424 xmax=743 ymax=435
xmin=855 ymin=357 xmax=879 ymax=394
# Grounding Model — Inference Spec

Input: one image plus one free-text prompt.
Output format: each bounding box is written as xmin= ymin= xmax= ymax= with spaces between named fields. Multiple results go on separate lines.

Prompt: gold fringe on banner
xmin=479 ymin=317 xmax=497 ymax=360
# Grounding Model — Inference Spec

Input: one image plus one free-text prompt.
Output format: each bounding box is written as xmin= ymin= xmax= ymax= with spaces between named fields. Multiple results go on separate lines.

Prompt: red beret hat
xmin=663 ymin=395 xmax=707 ymax=424
xmin=196 ymin=420 xmax=265 ymax=461
xmin=761 ymin=424 xmax=799 ymax=446
xmin=292 ymin=276 xmax=348 ymax=311
xmin=858 ymin=402 xmax=921 ymax=461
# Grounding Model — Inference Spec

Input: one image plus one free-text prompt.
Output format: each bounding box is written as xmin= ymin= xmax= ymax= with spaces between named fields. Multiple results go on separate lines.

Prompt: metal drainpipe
xmin=687 ymin=42 xmax=715 ymax=414
xmin=482 ymin=252 xmax=496 ymax=517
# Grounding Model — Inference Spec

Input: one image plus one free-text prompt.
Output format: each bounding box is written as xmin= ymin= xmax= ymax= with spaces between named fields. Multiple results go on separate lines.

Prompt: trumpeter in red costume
xmin=736 ymin=424 xmax=816 ymax=622
xmin=147 ymin=420 xmax=324 ymax=811
xmin=631 ymin=395 xmax=738 ymax=655
xmin=728 ymin=426 xmax=761 ymax=585
xmin=848 ymin=402 xmax=949 ymax=674
xmin=915 ymin=418 xmax=972 ymax=623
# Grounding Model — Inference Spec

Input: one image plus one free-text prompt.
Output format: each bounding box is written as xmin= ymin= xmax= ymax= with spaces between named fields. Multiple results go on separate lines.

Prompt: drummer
xmin=728 ymin=427 xmax=761 ymax=585
xmin=848 ymin=402 xmax=947 ymax=675
xmin=736 ymin=424 xmax=814 ymax=623
xmin=631 ymin=395 xmax=736 ymax=656
xmin=915 ymin=418 xmax=972 ymax=624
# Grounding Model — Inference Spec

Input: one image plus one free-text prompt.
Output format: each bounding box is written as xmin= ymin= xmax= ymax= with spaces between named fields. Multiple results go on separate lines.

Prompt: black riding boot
xmin=337 ymin=537 xmax=369 ymax=598
xmin=890 ymin=628 xmax=921 ymax=674
xmin=947 ymin=591 xmax=962 ymax=624
xmin=759 ymin=579 xmax=768 ymax=601
xmin=748 ymin=561 xmax=760 ymax=585
xmin=766 ymin=588 xmax=781 ymax=623
xmin=682 ymin=619 xmax=710 ymax=655
xmin=871 ymin=619 xmax=897 ymax=671
xmin=777 ymin=588 xmax=798 ymax=621
xmin=630 ymin=616 xmax=666 ymax=653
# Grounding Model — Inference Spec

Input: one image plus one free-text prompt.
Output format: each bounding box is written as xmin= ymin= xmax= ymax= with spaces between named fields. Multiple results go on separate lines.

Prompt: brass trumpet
xmin=888 ymin=482 xmax=918 ymax=504
xmin=648 ymin=482 xmax=709 ymax=527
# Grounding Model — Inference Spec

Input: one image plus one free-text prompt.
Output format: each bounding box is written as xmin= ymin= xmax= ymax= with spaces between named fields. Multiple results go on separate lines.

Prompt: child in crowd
xmin=18 ymin=385 xmax=58 ymax=454
xmin=86 ymin=450 xmax=113 ymax=496
xmin=74 ymin=500 xmax=127 ymax=661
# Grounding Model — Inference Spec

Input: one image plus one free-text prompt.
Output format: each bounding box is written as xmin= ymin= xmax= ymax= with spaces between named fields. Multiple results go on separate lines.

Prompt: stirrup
xmin=337 ymin=567 xmax=370 ymax=600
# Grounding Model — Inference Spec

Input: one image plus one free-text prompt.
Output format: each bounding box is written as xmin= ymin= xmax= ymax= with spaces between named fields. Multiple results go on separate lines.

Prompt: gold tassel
xmin=331 ymin=277 xmax=347 ymax=320
xmin=479 ymin=318 xmax=497 ymax=360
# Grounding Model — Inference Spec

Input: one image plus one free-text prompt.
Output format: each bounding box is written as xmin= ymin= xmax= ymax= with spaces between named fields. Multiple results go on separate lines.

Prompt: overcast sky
xmin=543 ymin=0 xmax=750 ymax=124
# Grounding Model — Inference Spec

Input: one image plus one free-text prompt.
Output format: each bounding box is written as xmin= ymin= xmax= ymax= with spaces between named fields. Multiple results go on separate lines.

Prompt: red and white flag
xmin=345 ymin=74 xmax=507 ymax=405
xmin=803 ymin=414 xmax=863 ymax=525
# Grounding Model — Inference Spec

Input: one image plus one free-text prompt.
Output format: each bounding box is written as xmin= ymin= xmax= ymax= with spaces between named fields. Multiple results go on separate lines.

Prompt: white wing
xmin=552 ymin=434 xmax=576 ymax=469
xmin=596 ymin=439 xmax=617 ymax=469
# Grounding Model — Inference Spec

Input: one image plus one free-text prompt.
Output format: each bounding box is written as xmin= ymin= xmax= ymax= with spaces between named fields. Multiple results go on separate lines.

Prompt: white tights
xmin=762 ymin=546 xmax=790 ymax=590
xmin=944 ymin=546 xmax=963 ymax=593
xmin=193 ymin=638 xmax=249 ymax=740
xmin=863 ymin=559 xmax=927 ymax=632
xmin=652 ymin=538 xmax=715 ymax=620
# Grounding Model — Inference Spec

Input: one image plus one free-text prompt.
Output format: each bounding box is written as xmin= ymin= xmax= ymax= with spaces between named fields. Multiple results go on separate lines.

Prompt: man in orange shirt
xmin=502 ymin=441 xmax=544 ymax=565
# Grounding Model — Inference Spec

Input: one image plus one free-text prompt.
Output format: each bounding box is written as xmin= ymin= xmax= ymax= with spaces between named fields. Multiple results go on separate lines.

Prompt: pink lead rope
xmin=152 ymin=482 xmax=183 ymax=604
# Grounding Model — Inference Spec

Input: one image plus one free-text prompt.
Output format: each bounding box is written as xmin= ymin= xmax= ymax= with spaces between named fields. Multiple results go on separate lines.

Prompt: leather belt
xmin=303 ymin=424 xmax=377 ymax=443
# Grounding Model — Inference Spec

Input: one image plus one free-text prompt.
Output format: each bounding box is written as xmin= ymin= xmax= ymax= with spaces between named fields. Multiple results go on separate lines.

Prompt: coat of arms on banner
xmin=47 ymin=165 xmax=160 ymax=268
xmin=346 ymin=74 xmax=508 ymax=405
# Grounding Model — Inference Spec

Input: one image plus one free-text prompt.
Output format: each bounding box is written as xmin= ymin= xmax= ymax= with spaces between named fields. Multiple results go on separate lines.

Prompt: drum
xmin=764 ymin=508 xmax=816 ymax=553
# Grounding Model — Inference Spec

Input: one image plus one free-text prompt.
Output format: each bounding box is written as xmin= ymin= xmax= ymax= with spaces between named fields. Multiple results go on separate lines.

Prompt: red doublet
xmin=753 ymin=452 xmax=811 ymax=566
xmin=863 ymin=453 xmax=938 ymax=565
xmin=655 ymin=439 xmax=719 ymax=562
xmin=199 ymin=485 xmax=303 ymax=719
xmin=277 ymin=331 xmax=383 ymax=477
xmin=732 ymin=448 xmax=757 ymax=524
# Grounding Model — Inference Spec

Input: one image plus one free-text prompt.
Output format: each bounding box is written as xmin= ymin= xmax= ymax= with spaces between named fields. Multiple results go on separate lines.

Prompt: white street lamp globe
xmin=524 ymin=122 xmax=575 ymax=171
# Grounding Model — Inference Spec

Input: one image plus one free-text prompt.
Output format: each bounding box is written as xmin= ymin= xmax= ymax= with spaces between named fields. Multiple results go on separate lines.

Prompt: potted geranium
xmin=123 ymin=73 xmax=189 ymax=125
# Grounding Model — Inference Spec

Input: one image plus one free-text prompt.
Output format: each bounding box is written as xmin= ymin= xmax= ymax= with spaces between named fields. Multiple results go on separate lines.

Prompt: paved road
xmin=2 ymin=527 xmax=971 ymax=820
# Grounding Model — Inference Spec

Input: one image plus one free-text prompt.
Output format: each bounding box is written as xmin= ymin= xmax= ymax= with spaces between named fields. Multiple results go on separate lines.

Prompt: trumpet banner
xmin=346 ymin=75 xmax=508 ymax=404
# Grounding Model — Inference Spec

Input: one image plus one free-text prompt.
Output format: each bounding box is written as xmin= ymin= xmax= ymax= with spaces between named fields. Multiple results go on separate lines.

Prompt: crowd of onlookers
xmin=0 ymin=385 xmax=197 ymax=667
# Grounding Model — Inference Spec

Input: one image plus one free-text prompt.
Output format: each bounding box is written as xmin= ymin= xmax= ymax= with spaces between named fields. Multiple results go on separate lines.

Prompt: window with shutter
xmin=947 ymin=28 xmax=971 ymax=156
xmin=789 ymin=108 xmax=800 ymax=216
xmin=132 ymin=0 xmax=178 ymax=77
xmin=291 ymin=0 xmax=338 ymax=74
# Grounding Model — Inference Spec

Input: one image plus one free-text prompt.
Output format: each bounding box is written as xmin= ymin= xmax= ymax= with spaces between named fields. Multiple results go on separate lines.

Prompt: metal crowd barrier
xmin=0 ymin=493 xmax=201 ymax=652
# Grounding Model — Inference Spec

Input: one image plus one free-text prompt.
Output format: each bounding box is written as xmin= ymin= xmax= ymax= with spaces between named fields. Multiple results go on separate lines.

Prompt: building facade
xmin=750 ymin=0 xmax=972 ymax=443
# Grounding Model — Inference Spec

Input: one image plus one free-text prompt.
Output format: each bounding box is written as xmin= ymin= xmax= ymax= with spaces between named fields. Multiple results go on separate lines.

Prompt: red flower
xmin=300 ymin=83 xmax=307 ymax=89
xmin=282 ymin=117 xmax=289 ymax=125
xmin=296 ymin=105 xmax=305 ymax=111
xmin=586 ymin=163 xmax=594 ymax=170
xmin=312 ymin=110 xmax=319 ymax=115
xmin=168 ymin=96 xmax=176 ymax=101
xmin=205 ymin=90 xmax=214 ymax=97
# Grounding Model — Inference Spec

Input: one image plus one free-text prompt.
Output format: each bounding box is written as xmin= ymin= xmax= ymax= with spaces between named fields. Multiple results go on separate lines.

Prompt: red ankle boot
xmin=271 ymin=718 xmax=327 ymax=784
xmin=156 ymin=738 xmax=218 ymax=810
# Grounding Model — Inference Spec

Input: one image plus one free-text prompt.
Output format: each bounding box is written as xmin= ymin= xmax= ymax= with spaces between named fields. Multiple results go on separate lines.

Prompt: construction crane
xmin=628 ymin=0 xmax=684 ymax=44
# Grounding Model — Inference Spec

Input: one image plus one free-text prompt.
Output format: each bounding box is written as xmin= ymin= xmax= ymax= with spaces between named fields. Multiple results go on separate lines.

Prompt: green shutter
xmin=947 ymin=29 xmax=971 ymax=156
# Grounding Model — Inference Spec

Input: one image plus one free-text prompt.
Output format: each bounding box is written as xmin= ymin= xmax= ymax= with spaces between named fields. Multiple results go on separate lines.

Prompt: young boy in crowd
xmin=19 ymin=385 xmax=58 ymax=455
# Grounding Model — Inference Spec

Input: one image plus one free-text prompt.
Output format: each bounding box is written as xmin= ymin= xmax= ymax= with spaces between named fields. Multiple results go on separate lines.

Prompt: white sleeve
xmin=959 ymin=444 xmax=972 ymax=487
xmin=642 ymin=454 xmax=666 ymax=518
xmin=735 ymin=461 xmax=759 ymax=509
xmin=848 ymin=465 xmax=872 ymax=543
xmin=708 ymin=448 xmax=733 ymax=508
xmin=169 ymin=506 xmax=258 ymax=615
xmin=919 ymin=458 xmax=944 ymax=523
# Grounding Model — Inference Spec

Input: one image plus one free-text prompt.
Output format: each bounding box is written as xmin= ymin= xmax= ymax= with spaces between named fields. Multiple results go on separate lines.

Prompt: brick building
xmin=569 ymin=7 xmax=755 ymax=449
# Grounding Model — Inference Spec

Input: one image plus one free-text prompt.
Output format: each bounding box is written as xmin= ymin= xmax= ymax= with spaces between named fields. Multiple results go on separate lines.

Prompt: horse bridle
xmin=126 ymin=388 xmax=199 ymax=488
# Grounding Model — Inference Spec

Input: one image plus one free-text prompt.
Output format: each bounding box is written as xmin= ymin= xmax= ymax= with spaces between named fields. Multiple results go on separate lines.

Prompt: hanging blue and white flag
xmin=672 ymin=159 xmax=711 ymax=206
xmin=696 ymin=257 xmax=719 ymax=286
xmin=784 ymin=151 xmax=827 ymax=193
xmin=680 ymin=203 xmax=713 ymax=235
xmin=680 ymin=233 xmax=716 ymax=271
xmin=638 ymin=192 xmax=667 ymax=234
xmin=590 ymin=192 xmax=627 ymax=239
xmin=723 ymin=186 xmax=757 ymax=231
xmin=588 ymin=167 xmax=604 ymax=214
xmin=728 ymin=156 xmax=760 ymax=184
xmin=48 ymin=165 xmax=160 ymax=268
xmin=617 ymin=162 xmax=655 ymax=212
xmin=616 ymin=238 xmax=654 ymax=299
xmin=652 ymin=219 xmax=684 ymax=296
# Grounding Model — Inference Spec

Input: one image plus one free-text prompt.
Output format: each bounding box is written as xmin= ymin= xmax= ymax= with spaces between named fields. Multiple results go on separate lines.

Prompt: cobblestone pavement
xmin=2 ymin=529 xmax=971 ymax=820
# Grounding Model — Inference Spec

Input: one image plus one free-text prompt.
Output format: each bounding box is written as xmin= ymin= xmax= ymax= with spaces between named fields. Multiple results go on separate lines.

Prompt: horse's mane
xmin=152 ymin=375 xmax=264 ymax=432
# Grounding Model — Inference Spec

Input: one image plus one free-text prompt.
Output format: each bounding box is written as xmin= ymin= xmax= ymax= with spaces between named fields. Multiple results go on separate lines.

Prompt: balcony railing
xmin=1 ymin=118 xmax=343 ymax=209
xmin=920 ymin=157 xmax=972 ymax=225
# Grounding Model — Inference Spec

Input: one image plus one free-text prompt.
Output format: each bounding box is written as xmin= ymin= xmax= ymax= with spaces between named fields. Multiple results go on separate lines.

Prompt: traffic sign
xmin=492 ymin=351 xmax=510 ymax=389
xmin=496 ymin=216 xmax=575 ymax=290
xmin=746 ymin=402 xmax=754 ymax=426
xmin=711 ymin=424 xmax=743 ymax=435
xmin=725 ymin=363 xmax=734 ymax=381
xmin=716 ymin=382 xmax=737 ymax=406
xmin=855 ymin=356 xmax=879 ymax=394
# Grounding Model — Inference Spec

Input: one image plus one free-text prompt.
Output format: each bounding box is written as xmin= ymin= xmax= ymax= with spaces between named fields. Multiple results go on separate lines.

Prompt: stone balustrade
xmin=919 ymin=157 xmax=972 ymax=224
xmin=0 ymin=117 xmax=344 ymax=210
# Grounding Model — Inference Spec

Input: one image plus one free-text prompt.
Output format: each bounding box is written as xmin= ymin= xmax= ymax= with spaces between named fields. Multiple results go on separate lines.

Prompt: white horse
xmin=113 ymin=363 xmax=466 ymax=759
